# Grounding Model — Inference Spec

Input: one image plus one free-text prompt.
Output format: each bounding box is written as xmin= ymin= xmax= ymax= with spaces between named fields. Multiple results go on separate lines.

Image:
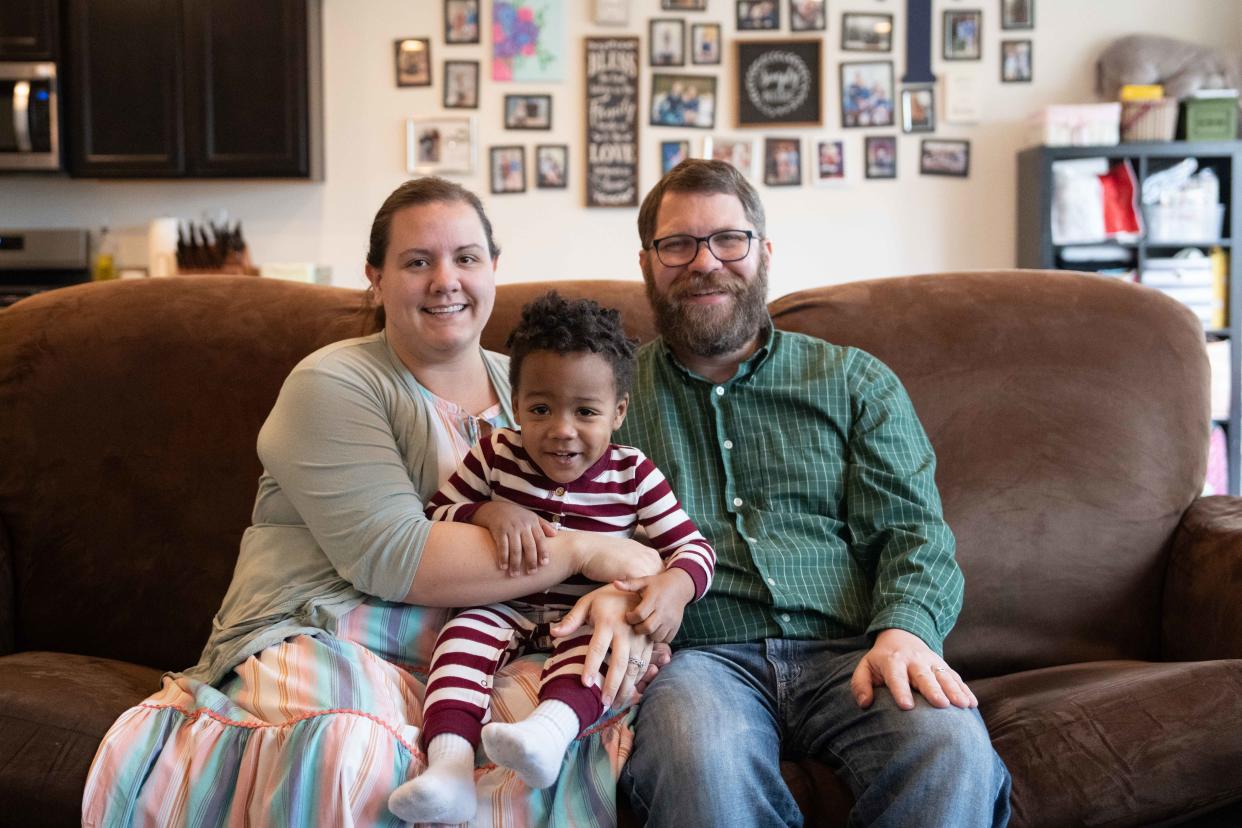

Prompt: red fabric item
xmin=1099 ymin=160 xmax=1143 ymax=237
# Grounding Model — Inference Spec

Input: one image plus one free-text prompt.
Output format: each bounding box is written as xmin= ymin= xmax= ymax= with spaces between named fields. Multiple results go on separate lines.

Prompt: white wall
xmin=3 ymin=0 xmax=1240 ymax=301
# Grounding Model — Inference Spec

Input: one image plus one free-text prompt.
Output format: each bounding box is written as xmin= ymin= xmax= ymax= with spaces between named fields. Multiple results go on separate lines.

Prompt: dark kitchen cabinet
xmin=64 ymin=0 xmax=321 ymax=178
xmin=0 ymin=0 xmax=57 ymax=59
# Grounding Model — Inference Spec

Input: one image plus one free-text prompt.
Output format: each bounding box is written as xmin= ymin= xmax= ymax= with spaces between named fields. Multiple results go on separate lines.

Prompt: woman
xmin=83 ymin=178 xmax=659 ymax=826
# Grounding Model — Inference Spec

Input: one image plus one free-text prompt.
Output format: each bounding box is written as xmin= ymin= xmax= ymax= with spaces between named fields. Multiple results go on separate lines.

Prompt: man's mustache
xmin=669 ymin=271 xmax=746 ymax=301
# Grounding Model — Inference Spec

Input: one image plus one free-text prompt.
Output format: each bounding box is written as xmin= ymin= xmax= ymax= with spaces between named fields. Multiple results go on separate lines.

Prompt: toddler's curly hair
xmin=506 ymin=291 xmax=639 ymax=397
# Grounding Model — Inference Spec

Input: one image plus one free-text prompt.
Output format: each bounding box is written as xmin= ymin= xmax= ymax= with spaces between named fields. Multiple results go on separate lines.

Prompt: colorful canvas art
xmin=493 ymin=0 xmax=565 ymax=82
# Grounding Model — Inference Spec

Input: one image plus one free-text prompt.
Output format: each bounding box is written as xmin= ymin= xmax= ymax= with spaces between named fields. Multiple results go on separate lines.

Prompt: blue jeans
xmin=620 ymin=638 xmax=1011 ymax=827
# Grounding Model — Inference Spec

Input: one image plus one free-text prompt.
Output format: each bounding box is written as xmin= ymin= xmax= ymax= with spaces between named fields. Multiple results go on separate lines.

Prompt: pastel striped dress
xmin=82 ymin=391 xmax=636 ymax=828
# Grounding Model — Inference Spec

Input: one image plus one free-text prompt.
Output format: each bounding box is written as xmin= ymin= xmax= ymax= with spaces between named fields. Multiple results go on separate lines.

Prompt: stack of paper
xmin=1141 ymin=253 xmax=1224 ymax=327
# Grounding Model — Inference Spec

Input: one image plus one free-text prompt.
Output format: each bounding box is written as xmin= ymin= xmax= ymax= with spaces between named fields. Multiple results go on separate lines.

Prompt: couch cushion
xmin=974 ymin=659 xmax=1242 ymax=828
xmin=0 ymin=651 xmax=161 ymax=828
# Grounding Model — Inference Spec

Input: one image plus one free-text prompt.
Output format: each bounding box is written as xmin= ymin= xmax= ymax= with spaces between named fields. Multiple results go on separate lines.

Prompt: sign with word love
xmin=585 ymin=37 xmax=640 ymax=207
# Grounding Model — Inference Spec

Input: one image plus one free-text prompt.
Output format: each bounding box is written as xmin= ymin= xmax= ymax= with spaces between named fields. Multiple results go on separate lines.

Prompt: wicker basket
xmin=1120 ymin=99 xmax=1179 ymax=142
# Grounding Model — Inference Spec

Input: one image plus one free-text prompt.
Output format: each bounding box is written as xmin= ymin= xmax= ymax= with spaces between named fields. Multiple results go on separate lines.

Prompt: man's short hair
xmin=637 ymin=159 xmax=767 ymax=250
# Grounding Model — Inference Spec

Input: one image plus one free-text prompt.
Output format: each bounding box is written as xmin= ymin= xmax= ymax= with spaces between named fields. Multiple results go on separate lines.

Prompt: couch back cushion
xmin=0 ymin=271 xmax=1208 ymax=677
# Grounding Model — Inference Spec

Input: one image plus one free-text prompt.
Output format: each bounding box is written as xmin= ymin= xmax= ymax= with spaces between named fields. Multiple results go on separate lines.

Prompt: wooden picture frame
xmin=864 ymin=135 xmax=897 ymax=179
xmin=443 ymin=60 xmax=480 ymax=109
xmin=650 ymin=19 xmax=686 ymax=67
xmin=650 ymin=73 xmax=718 ymax=129
xmin=841 ymin=13 xmax=893 ymax=52
xmin=943 ymin=10 xmax=982 ymax=61
xmin=691 ymin=24 xmax=722 ymax=65
xmin=444 ymin=0 xmax=481 ymax=44
xmin=920 ymin=139 xmax=971 ymax=177
xmin=535 ymin=144 xmax=569 ymax=188
xmin=490 ymin=145 xmax=527 ymax=193
xmin=504 ymin=94 xmax=553 ymax=130
xmin=736 ymin=39 xmax=823 ymax=127
xmin=394 ymin=38 xmax=432 ymax=87
xmin=839 ymin=60 xmax=895 ymax=128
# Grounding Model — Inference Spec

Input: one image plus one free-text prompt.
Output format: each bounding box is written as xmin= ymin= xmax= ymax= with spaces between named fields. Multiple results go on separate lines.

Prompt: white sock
xmin=388 ymin=734 xmax=477 ymax=824
xmin=481 ymin=699 xmax=580 ymax=789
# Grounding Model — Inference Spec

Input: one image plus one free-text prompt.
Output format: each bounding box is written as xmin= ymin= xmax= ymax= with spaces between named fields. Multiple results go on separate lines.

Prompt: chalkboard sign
xmin=736 ymin=39 xmax=822 ymax=127
xmin=585 ymin=37 xmax=640 ymax=207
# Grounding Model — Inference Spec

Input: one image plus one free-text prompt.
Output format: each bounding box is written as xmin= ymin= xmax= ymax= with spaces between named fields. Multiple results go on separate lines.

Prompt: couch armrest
xmin=0 ymin=513 xmax=12 ymax=655
xmin=1163 ymin=495 xmax=1242 ymax=661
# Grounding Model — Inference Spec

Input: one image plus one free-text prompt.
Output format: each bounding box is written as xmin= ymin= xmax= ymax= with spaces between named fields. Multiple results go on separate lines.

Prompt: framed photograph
xmin=763 ymin=137 xmax=802 ymax=186
xmin=901 ymin=85 xmax=935 ymax=133
xmin=840 ymin=61 xmax=895 ymax=128
xmin=650 ymin=73 xmax=717 ymax=129
xmin=944 ymin=10 xmax=982 ymax=61
xmin=736 ymin=39 xmax=822 ymax=127
xmin=494 ymin=0 xmax=566 ymax=82
xmin=662 ymin=0 xmax=707 ymax=9
xmin=406 ymin=117 xmax=476 ymax=175
xmin=504 ymin=94 xmax=552 ymax=129
xmin=1001 ymin=0 xmax=1033 ymax=30
xmin=737 ymin=0 xmax=779 ymax=31
xmin=841 ymin=13 xmax=893 ymax=52
xmin=811 ymin=138 xmax=845 ymax=185
xmin=789 ymin=0 xmax=826 ymax=31
xmin=444 ymin=0 xmax=480 ymax=44
xmin=704 ymin=135 xmax=758 ymax=178
xmin=535 ymin=144 xmax=568 ymax=188
xmin=443 ymin=60 xmax=480 ymax=109
xmin=864 ymin=135 xmax=897 ymax=179
xmin=593 ymin=0 xmax=629 ymax=25
xmin=1001 ymin=39 xmax=1033 ymax=83
xmin=661 ymin=139 xmax=691 ymax=174
xmin=394 ymin=38 xmax=431 ymax=87
xmin=650 ymin=19 xmax=686 ymax=67
xmin=920 ymin=138 xmax=970 ymax=177
xmin=490 ymin=145 xmax=526 ymax=193
xmin=691 ymin=23 xmax=722 ymax=65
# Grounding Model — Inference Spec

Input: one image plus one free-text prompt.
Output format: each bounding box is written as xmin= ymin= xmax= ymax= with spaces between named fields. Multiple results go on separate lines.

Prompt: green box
xmin=1182 ymin=96 xmax=1238 ymax=141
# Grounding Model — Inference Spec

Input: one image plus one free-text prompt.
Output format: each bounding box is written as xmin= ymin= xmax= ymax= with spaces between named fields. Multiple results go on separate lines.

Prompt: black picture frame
xmin=901 ymin=85 xmax=935 ymax=133
xmin=1000 ymin=0 xmax=1034 ymax=30
xmin=864 ymin=135 xmax=897 ymax=179
xmin=650 ymin=73 xmax=718 ymax=129
xmin=920 ymin=139 xmax=971 ymax=177
xmin=394 ymin=38 xmax=432 ymax=87
xmin=443 ymin=60 xmax=480 ymax=109
xmin=1001 ymin=39 xmax=1033 ymax=83
xmin=841 ymin=13 xmax=893 ymax=52
xmin=535 ymin=144 xmax=569 ymax=188
xmin=763 ymin=137 xmax=803 ymax=186
xmin=444 ymin=0 xmax=481 ymax=44
xmin=943 ymin=10 xmax=982 ymax=61
xmin=737 ymin=0 xmax=779 ymax=31
xmin=736 ymin=39 xmax=823 ymax=127
xmin=490 ymin=145 xmax=526 ymax=193
xmin=503 ymin=94 xmax=553 ymax=130
xmin=839 ymin=60 xmax=895 ymax=129
xmin=789 ymin=0 xmax=827 ymax=31
xmin=660 ymin=140 xmax=691 ymax=173
xmin=690 ymin=23 xmax=722 ymax=65
xmin=650 ymin=19 xmax=686 ymax=67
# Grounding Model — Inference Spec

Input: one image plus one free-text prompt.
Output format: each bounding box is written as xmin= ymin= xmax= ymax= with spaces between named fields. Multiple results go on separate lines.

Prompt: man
xmin=613 ymin=159 xmax=1011 ymax=826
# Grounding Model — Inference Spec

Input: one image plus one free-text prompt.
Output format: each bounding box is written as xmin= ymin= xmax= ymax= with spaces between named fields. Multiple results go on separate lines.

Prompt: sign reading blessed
xmin=585 ymin=37 xmax=640 ymax=207
xmin=735 ymin=39 xmax=822 ymax=127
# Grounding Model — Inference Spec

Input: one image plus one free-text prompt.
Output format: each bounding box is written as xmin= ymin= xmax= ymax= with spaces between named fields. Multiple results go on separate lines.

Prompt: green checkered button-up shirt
xmin=615 ymin=325 xmax=964 ymax=655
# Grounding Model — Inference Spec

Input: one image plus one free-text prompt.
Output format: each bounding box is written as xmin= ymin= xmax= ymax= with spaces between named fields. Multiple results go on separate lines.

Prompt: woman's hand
xmin=471 ymin=501 xmax=557 ymax=576
xmin=573 ymin=535 xmax=663 ymax=583
xmin=635 ymin=643 xmax=672 ymax=694
xmin=551 ymin=584 xmax=653 ymax=708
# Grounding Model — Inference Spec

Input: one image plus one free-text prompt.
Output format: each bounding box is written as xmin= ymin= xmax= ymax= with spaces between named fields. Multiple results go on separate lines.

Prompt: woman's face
xmin=366 ymin=200 xmax=497 ymax=368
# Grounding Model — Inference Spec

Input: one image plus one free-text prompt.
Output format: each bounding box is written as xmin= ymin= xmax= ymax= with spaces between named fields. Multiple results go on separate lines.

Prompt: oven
xmin=0 ymin=229 xmax=89 ymax=307
xmin=0 ymin=61 xmax=60 ymax=170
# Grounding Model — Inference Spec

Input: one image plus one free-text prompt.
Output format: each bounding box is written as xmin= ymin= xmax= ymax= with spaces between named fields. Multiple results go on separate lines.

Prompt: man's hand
xmin=471 ymin=501 xmax=557 ymax=576
xmin=576 ymin=536 xmax=663 ymax=583
xmin=550 ymin=584 xmax=652 ymax=708
xmin=612 ymin=568 xmax=695 ymax=643
xmin=849 ymin=628 xmax=978 ymax=711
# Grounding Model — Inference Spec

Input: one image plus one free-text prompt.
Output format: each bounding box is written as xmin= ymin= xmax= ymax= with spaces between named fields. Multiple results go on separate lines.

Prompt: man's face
xmin=639 ymin=190 xmax=772 ymax=358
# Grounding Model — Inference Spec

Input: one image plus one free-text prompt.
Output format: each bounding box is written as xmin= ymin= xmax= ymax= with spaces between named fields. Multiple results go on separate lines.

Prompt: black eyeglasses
xmin=648 ymin=229 xmax=757 ymax=267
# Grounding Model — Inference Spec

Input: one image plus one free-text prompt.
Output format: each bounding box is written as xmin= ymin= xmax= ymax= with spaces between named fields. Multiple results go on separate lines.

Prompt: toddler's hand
xmin=613 ymin=568 xmax=696 ymax=644
xmin=472 ymin=501 xmax=557 ymax=576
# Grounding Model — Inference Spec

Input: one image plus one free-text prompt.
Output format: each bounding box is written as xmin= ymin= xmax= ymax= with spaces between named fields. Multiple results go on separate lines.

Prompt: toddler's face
xmin=513 ymin=351 xmax=627 ymax=483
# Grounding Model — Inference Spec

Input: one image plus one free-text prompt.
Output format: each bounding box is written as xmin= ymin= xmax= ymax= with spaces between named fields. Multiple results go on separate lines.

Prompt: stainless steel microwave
xmin=0 ymin=62 xmax=60 ymax=170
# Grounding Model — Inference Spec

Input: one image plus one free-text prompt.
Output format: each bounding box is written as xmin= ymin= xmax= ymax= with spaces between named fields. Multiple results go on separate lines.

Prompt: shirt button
xmin=554 ymin=487 xmax=565 ymax=496
xmin=781 ymin=613 xmax=791 ymax=622
xmin=732 ymin=497 xmax=743 ymax=507
xmin=723 ymin=439 xmax=734 ymax=449
xmin=714 ymin=386 xmax=725 ymax=396
xmin=747 ymin=536 xmax=758 ymax=543
xmin=767 ymin=577 xmax=776 ymax=586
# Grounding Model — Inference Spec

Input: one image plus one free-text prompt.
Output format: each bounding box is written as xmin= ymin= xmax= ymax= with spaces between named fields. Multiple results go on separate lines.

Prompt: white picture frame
xmin=702 ymin=135 xmax=758 ymax=179
xmin=406 ymin=117 xmax=476 ymax=175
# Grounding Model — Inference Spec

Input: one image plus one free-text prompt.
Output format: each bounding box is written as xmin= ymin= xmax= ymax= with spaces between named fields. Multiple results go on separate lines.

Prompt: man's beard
xmin=643 ymin=255 xmax=769 ymax=358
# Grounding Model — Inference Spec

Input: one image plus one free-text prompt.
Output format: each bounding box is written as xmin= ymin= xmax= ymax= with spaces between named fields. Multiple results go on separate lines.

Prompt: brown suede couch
xmin=1 ymin=271 xmax=1241 ymax=827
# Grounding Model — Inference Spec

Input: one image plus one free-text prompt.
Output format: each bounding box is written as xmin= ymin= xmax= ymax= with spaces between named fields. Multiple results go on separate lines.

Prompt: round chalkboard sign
xmin=736 ymin=40 xmax=822 ymax=126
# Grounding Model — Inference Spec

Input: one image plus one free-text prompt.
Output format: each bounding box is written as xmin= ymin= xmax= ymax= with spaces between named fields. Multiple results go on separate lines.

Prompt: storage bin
xmin=1032 ymin=103 xmax=1120 ymax=147
xmin=1182 ymin=95 xmax=1238 ymax=141
xmin=1121 ymin=99 xmax=1179 ymax=142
